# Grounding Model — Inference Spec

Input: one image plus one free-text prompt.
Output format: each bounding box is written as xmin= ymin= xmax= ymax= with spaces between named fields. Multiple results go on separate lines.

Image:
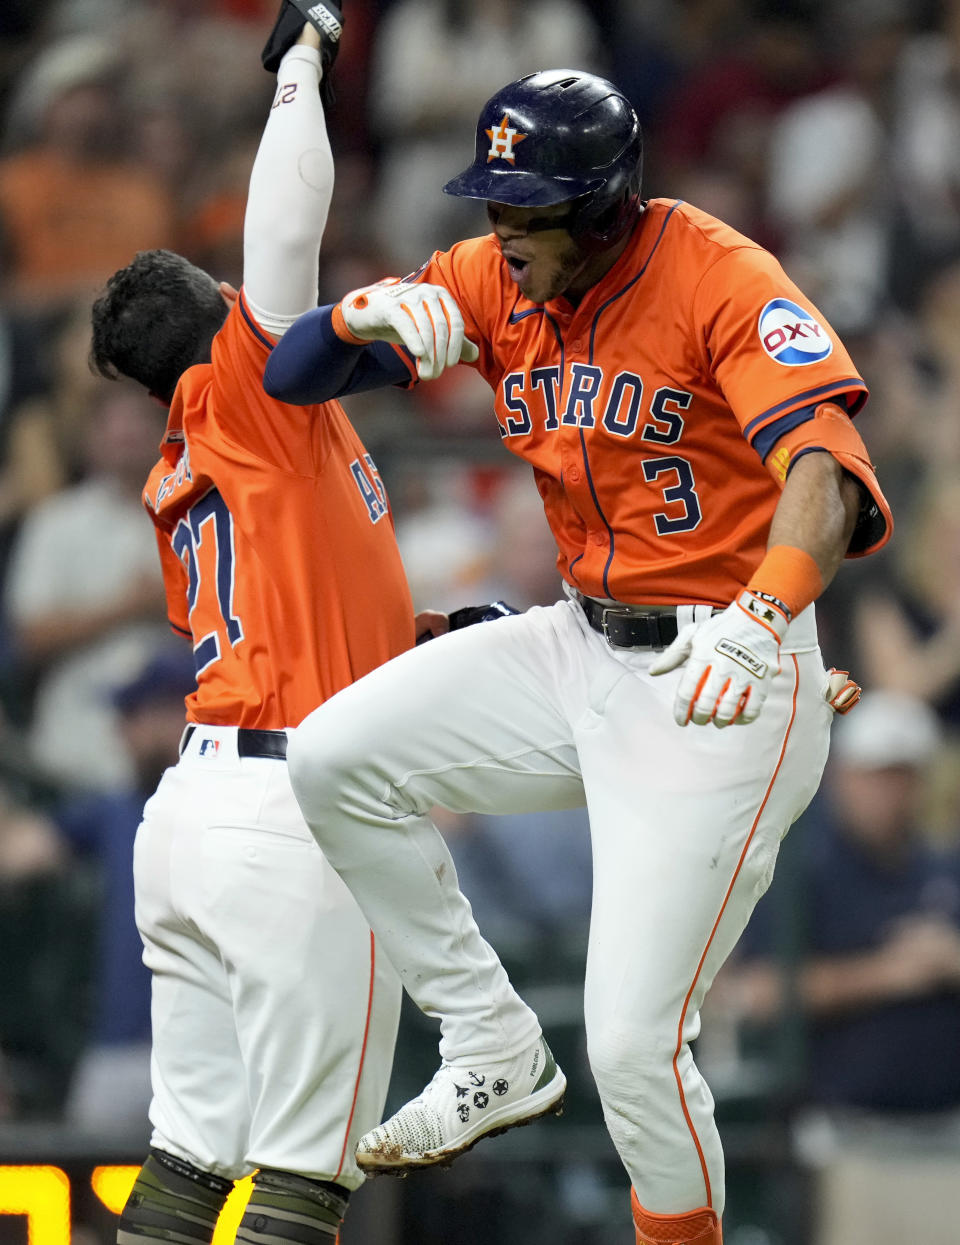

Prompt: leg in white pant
xmin=287 ymin=597 xmax=833 ymax=1211
xmin=287 ymin=603 xmax=588 ymax=1062
xmin=578 ymin=640 xmax=831 ymax=1214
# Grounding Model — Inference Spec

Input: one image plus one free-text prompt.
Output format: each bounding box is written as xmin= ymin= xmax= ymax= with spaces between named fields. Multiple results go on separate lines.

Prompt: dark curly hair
xmin=90 ymin=250 xmax=230 ymax=404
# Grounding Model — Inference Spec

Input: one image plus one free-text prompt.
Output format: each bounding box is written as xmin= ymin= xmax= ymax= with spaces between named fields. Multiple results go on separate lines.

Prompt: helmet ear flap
xmin=569 ymin=159 xmax=643 ymax=251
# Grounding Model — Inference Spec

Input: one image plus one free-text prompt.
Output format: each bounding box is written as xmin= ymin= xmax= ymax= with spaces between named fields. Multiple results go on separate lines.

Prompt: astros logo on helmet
xmin=486 ymin=114 xmax=527 ymax=163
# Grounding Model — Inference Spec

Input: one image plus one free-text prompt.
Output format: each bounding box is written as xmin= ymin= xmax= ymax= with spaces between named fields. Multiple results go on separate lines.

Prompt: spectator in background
xmin=852 ymin=474 xmax=960 ymax=732
xmin=765 ymin=0 xmax=911 ymax=335
xmin=0 ymin=33 xmax=176 ymax=312
xmin=717 ymin=690 xmax=960 ymax=1245
xmin=60 ymin=644 xmax=196 ymax=1140
xmin=0 ymin=299 xmax=109 ymax=621
xmin=654 ymin=0 xmax=829 ymax=241
xmin=0 ymin=298 xmax=106 ymax=505
xmin=366 ymin=0 xmax=602 ymax=270
xmin=0 ymin=278 xmax=64 ymax=615
xmin=606 ymin=0 xmax=747 ymax=158
xmin=3 ymin=379 xmax=169 ymax=793
xmin=0 ymin=775 xmax=83 ymax=1119
xmin=905 ymin=251 xmax=960 ymax=474
xmin=890 ymin=0 xmax=960 ymax=311
xmin=392 ymin=460 xmax=497 ymax=615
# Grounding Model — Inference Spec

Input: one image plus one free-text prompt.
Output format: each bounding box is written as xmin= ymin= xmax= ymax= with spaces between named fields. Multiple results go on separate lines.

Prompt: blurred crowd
xmin=0 ymin=0 xmax=959 ymax=1242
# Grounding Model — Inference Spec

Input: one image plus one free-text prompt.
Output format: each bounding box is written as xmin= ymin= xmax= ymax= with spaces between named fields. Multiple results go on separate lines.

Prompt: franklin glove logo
xmin=715 ymin=638 xmax=767 ymax=679
xmin=307 ymin=2 xmax=342 ymax=40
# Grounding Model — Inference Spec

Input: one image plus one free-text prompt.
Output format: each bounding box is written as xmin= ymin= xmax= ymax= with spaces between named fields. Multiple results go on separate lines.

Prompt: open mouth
xmin=505 ymin=255 xmax=530 ymax=281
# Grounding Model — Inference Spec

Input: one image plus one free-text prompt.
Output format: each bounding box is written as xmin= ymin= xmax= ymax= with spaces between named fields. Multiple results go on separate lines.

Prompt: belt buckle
xmin=600 ymin=605 xmax=637 ymax=644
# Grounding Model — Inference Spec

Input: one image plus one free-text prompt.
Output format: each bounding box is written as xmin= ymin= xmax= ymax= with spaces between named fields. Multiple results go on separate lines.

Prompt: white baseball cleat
xmin=355 ymin=1035 xmax=566 ymax=1173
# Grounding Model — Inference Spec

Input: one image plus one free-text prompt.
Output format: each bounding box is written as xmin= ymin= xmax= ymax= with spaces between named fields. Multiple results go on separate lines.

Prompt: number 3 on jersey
xmin=172 ymin=488 xmax=244 ymax=674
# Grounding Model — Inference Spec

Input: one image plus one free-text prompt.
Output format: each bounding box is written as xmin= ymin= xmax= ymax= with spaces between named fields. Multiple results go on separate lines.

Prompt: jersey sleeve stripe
xmin=238 ymin=289 xmax=277 ymax=350
xmin=750 ymin=403 xmax=816 ymax=461
xmin=169 ymin=620 xmax=192 ymax=638
xmin=743 ymin=378 xmax=867 ymax=444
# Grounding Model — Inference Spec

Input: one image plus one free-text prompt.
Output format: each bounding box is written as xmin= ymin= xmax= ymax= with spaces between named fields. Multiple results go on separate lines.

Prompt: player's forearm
xmin=735 ymin=948 xmax=929 ymax=1021
xmin=263 ymin=305 xmax=411 ymax=403
xmin=798 ymin=950 xmax=927 ymax=1015
xmin=766 ymin=450 xmax=861 ymax=593
xmin=243 ymin=44 xmax=331 ymax=332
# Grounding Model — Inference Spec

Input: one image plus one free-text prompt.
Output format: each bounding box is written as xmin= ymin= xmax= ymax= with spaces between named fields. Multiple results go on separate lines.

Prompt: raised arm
xmin=242 ymin=17 xmax=338 ymax=338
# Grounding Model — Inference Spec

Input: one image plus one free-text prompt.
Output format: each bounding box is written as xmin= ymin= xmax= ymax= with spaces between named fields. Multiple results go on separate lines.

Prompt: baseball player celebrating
xmin=264 ymin=71 xmax=891 ymax=1245
xmin=88 ymin=6 xmax=434 ymax=1243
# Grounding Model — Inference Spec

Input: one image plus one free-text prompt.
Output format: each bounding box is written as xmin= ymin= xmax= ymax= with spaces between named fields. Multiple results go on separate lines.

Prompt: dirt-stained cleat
xmin=356 ymin=1036 xmax=566 ymax=1174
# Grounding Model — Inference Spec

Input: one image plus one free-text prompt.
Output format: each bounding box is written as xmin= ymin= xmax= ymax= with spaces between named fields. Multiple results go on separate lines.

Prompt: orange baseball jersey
xmin=402 ymin=199 xmax=881 ymax=606
xmin=144 ymin=290 xmax=415 ymax=729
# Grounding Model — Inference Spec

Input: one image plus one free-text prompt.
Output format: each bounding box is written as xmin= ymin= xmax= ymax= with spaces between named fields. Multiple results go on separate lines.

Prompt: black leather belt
xmin=180 ymin=724 xmax=288 ymax=760
xmin=578 ymin=596 xmax=679 ymax=649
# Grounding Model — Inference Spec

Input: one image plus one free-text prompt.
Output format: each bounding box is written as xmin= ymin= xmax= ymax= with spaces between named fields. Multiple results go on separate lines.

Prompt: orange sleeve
xmin=692 ymin=246 xmax=868 ymax=452
xmin=766 ymin=402 xmax=893 ymax=557
xmin=209 ymin=291 xmax=329 ymax=473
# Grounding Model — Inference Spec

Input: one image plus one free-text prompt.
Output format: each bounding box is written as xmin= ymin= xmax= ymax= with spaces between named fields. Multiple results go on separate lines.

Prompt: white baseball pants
xmin=287 ymin=596 xmax=834 ymax=1214
xmin=133 ymin=726 xmax=402 ymax=1189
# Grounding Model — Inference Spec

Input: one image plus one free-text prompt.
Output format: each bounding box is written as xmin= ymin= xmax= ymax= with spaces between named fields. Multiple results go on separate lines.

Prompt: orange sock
xmin=631 ymin=1189 xmax=722 ymax=1244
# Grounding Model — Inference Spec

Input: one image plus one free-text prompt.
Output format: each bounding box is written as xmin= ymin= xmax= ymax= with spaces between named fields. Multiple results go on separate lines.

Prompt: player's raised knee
xmin=286 ymin=704 xmax=362 ymax=813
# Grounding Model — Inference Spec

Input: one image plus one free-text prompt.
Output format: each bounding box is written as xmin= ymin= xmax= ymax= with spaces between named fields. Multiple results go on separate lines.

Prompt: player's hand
xmin=825 ymin=667 xmax=861 ymax=714
xmin=414 ymin=610 xmax=449 ymax=645
xmin=878 ymin=916 xmax=960 ymax=995
xmin=649 ymin=591 xmax=789 ymax=727
xmin=262 ymin=0 xmax=344 ymax=78
xmin=338 ymin=281 xmax=480 ymax=381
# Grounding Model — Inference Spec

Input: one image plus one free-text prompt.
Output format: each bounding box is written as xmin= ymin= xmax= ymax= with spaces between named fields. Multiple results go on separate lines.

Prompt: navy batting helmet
xmin=443 ymin=69 xmax=643 ymax=249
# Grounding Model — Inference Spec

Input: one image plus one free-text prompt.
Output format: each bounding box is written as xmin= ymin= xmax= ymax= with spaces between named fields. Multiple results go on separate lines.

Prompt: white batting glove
xmin=649 ymin=591 xmax=790 ymax=727
xmin=338 ymin=280 xmax=480 ymax=381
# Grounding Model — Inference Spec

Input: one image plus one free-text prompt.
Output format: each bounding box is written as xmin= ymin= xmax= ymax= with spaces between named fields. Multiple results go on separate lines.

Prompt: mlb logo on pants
xmin=199 ymin=738 xmax=220 ymax=757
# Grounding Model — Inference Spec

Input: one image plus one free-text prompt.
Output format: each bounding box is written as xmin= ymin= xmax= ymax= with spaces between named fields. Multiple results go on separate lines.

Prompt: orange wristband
xmin=331 ymin=301 xmax=368 ymax=346
xmin=747 ymin=544 xmax=824 ymax=621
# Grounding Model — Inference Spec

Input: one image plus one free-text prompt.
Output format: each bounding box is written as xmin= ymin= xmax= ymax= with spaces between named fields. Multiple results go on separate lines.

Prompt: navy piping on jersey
xmin=751 ymin=402 xmax=818 ymax=461
xmin=170 ymin=621 xmax=191 ymax=639
xmin=508 ymin=302 xmax=591 ymax=586
xmin=239 ymin=293 xmax=275 ymax=351
xmin=507 ymin=305 xmax=547 ymax=325
xmin=743 ymin=379 xmax=866 ymax=444
xmin=506 ymin=299 xmax=565 ymax=426
xmin=588 ymin=200 xmax=683 ymax=360
xmin=586 ymin=200 xmax=683 ymax=597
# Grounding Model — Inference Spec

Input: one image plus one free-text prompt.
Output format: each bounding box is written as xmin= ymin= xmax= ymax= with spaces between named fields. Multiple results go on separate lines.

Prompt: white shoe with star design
xmin=355 ymin=1035 xmax=566 ymax=1173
